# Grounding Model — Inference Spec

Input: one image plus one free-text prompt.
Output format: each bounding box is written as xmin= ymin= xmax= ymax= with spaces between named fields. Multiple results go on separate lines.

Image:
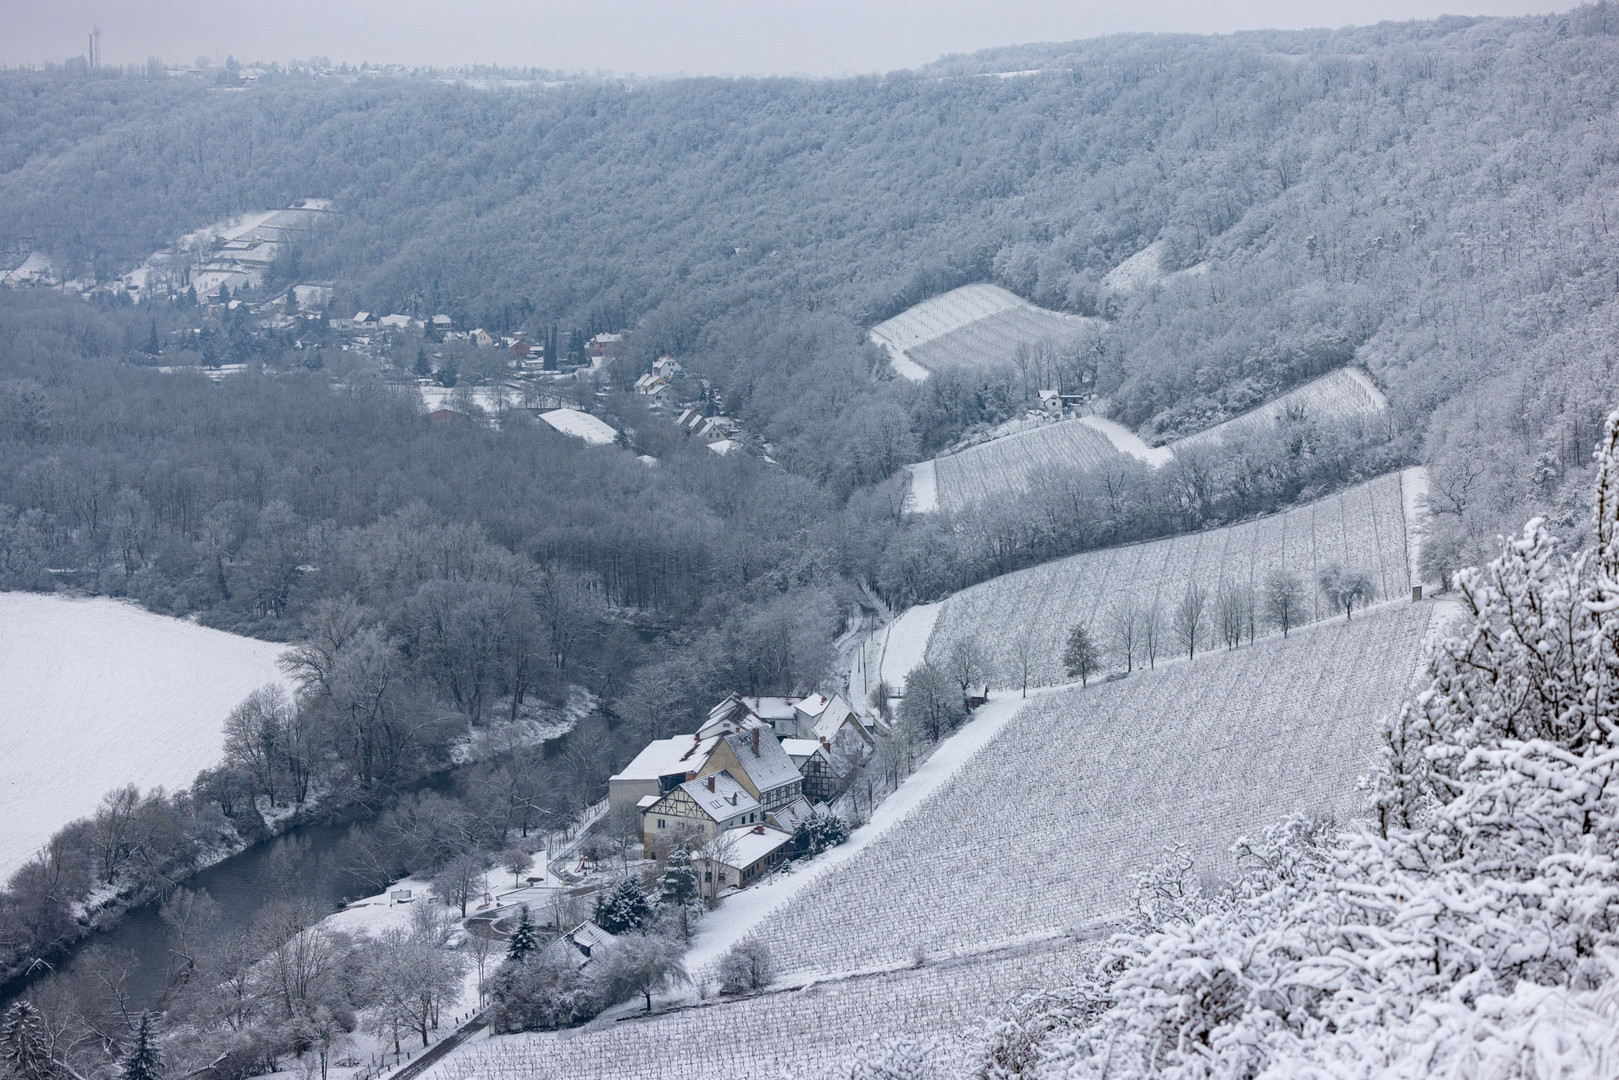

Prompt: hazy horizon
xmin=1 ymin=0 xmax=1564 ymax=77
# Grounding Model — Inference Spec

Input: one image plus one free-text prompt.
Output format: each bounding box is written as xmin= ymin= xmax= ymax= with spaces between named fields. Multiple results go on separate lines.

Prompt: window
xmin=704 ymin=871 xmax=712 ymax=882
xmin=657 ymin=818 xmax=665 ymax=829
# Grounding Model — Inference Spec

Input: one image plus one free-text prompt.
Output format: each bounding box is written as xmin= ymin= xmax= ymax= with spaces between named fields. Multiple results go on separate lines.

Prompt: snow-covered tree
xmin=505 ymin=905 xmax=538 ymax=963
xmin=592 ymin=876 xmax=650 ymax=935
xmin=120 ymin=1013 xmax=162 ymax=1080
xmin=656 ymin=849 xmax=701 ymax=940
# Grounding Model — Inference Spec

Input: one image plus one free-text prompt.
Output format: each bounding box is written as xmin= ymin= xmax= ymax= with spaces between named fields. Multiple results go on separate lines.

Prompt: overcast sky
xmin=0 ymin=0 xmax=1563 ymax=76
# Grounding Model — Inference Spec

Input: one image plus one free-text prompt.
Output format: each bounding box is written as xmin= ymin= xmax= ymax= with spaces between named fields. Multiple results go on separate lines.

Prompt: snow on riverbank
xmin=681 ymin=690 xmax=1039 ymax=983
xmin=0 ymin=593 xmax=290 ymax=881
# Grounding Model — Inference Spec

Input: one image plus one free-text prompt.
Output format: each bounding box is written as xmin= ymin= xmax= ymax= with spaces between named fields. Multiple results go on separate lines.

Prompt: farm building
xmin=781 ymin=739 xmax=836 ymax=802
xmin=699 ymin=729 xmax=804 ymax=812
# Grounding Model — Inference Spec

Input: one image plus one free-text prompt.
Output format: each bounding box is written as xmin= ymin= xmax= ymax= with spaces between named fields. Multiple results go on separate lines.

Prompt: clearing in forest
xmin=869 ymin=283 xmax=1099 ymax=382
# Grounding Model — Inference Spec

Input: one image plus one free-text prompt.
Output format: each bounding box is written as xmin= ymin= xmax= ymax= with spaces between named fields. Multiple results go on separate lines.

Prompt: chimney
xmin=752 ymin=728 xmax=760 ymax=756
xmin=707 ymin=775 xmax=715 ymax=792
xmin=685 ymin=771 xmax=696 ymax=782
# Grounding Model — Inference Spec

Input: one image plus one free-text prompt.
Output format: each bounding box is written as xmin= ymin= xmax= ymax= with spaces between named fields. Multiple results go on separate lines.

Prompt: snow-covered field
xmin=0 ymin=593 xmax=290 ymax=881
xmin=756 ymin=600 xmax=1437 ymax=975
xmin=926 ymin=470 xmax=1420 ymax=688
xmin=868 ymin=284 xmax=1100 ymax=381
xmin=433 ymin=938 xmax=1092 ymax=1080
xmin=1172 ymin=366 xmax=1388 ymax=453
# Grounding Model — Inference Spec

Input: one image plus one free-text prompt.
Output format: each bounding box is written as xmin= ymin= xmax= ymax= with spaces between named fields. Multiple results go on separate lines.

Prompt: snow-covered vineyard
xmin=433 ymin=937 xmax=1096 ymax=1080
xmin=760 ymin=602 xmax=1435 ymax=974
xmin=868 ymin=283 xmax=1099 ymax=381
xmin=926 ymin=468 xmax=1422 ymax=688
xmin=909 ymin=367 xmax=1390 ymax=515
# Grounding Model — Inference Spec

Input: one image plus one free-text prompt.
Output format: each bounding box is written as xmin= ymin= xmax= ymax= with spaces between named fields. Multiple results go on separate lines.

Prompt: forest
xmin=3 ymin=4 xmax=1619 ymax=1076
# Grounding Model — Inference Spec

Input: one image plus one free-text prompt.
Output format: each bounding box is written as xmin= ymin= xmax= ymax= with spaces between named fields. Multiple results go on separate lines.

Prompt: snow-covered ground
xmin=0 ymin=593 xmax=290 ymax=881
xmin=1078 ymin=414 xmax=1175 ymax=467
xmin=877 ymin=602 xmax=942 ymax=689
xmin=539 ymin=408 xmax=618 ymax=445
xmin=1101 ymin=239 xmax=1168 ymax=291
xmin=903 ymin=459 xmax=938 ymax=513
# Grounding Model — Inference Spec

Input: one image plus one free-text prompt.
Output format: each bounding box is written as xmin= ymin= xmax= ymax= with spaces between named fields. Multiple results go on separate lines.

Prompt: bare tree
xmin=1106 ymin=597 xmax=1142 ymax=673
xmin=1173 ymin=581 xmax=1207 ymax=661
xmin=1319 ymin=564 xmax=1374 ymax=620
xmin=1263 ymin=569 xmax=1305 ymax=638
xmin=1008 ymin=626 xmax=1037 ymax=696
xmin=1142 ymin=602 xmax=1165 ymax=669
xmin=943 ymin=636 xmax=988 ymax=706
xmin=431 ymin=852 xmax=491 ymax=918
xmin=1214 ymin=579 xmax=1245 ymax=650
xmin=597 ymin=932 xmax=691 ymax=1013
xmin=500 ymin=846 xmax=533 ymax=888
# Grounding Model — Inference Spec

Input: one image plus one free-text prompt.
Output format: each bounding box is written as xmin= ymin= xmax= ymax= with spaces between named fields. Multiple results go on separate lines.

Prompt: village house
xmin=431 ymin=314 xmax=454 ymax=332
xmin=781 ymin=738 xmax=837 ymax=803
xmin=697 ymin=728 xmax=804 ymax=813
xmin=587 ymin=332 xmax=625 ymax=359
xmin=606 ymin=733 xmax=721 ymax=818
xmin=544 ymin=920 xmax=616 ymax=969
xmin=695 ymin=824 xmax=794 ymax=899
xmin=641 ymin=772 xmax=763 ymax=857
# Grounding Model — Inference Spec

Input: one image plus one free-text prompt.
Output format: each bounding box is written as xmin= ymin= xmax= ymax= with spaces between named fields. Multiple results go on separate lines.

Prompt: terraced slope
xmin=926 ymin=470 xmax=1420 ymax=688
xmin=1172 ymin=367 xmax=1388 ymax=453
xmin=932 ymin=418 xmax=1125 ymax=511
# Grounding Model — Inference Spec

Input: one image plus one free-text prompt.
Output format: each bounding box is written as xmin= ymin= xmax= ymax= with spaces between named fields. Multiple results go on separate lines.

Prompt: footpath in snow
xmin=680 ymin=690 xmax=1039 ymax=983
xmin=1078 ymin=415 xmax=1174 ymax=467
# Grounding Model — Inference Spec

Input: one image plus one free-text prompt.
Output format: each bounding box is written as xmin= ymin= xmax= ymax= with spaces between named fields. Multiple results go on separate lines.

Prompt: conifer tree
xmin=120 ymin=1013 xmax=162 ymax=1080
xmin=593 ymin=876 xmax=650 ymax=935
xmin=657 ymin=849 xmax=702 ymax=939
xmin=3 ymin=1001 xmax=53 ymax=1080
xmin=505 ymin=905 xmax=538 ymax=964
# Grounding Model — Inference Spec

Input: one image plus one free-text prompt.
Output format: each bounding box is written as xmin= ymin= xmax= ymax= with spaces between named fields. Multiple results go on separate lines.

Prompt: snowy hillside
xmin=433 ymin=601 xmax=1435 ymax=1080
xmin=0 ymin=593 xmax=290 ymax=880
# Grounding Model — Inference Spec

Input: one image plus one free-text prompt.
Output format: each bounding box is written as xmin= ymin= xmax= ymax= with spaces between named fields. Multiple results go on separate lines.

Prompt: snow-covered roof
xmin=780 ymin=738 xmax=829 ymax=764
xmin=591 ymin=332 xmax=624 ymax=343
xmin=740 ymin=696 xmax=798 ymax=721
xmin=610 ymin=735 xmax=719 ymax=783
xmin=676 ymin=773 xmax=760 ymax=822
xmin=768 ymin=794 xmax=815 ymax=833
xmin=710 ymin=825 xmax=793 ymax=869
xmin=722 ymin=730 xmax=802 ymax=796
xmin=636 ymin=794 xmax=661 ymax=810
xmin=431 ymin=314 xmax=453 ymax=326
xmin=540 ymin=408 xmax=618 ymax=446
xmin=568 ymin=921 xmax=617 ymax=954
xmin=707 ymin=439 xmax=738 ymax=456
xmin=379 ymin=313 xmax=412 ymax=328
xmin=811 ymin=695 xmax=862 ymax=742
xmin=794 ymin=692 xmax=829 ymax=719
xmin=352 ymin=311 xmax=372 ymax=322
